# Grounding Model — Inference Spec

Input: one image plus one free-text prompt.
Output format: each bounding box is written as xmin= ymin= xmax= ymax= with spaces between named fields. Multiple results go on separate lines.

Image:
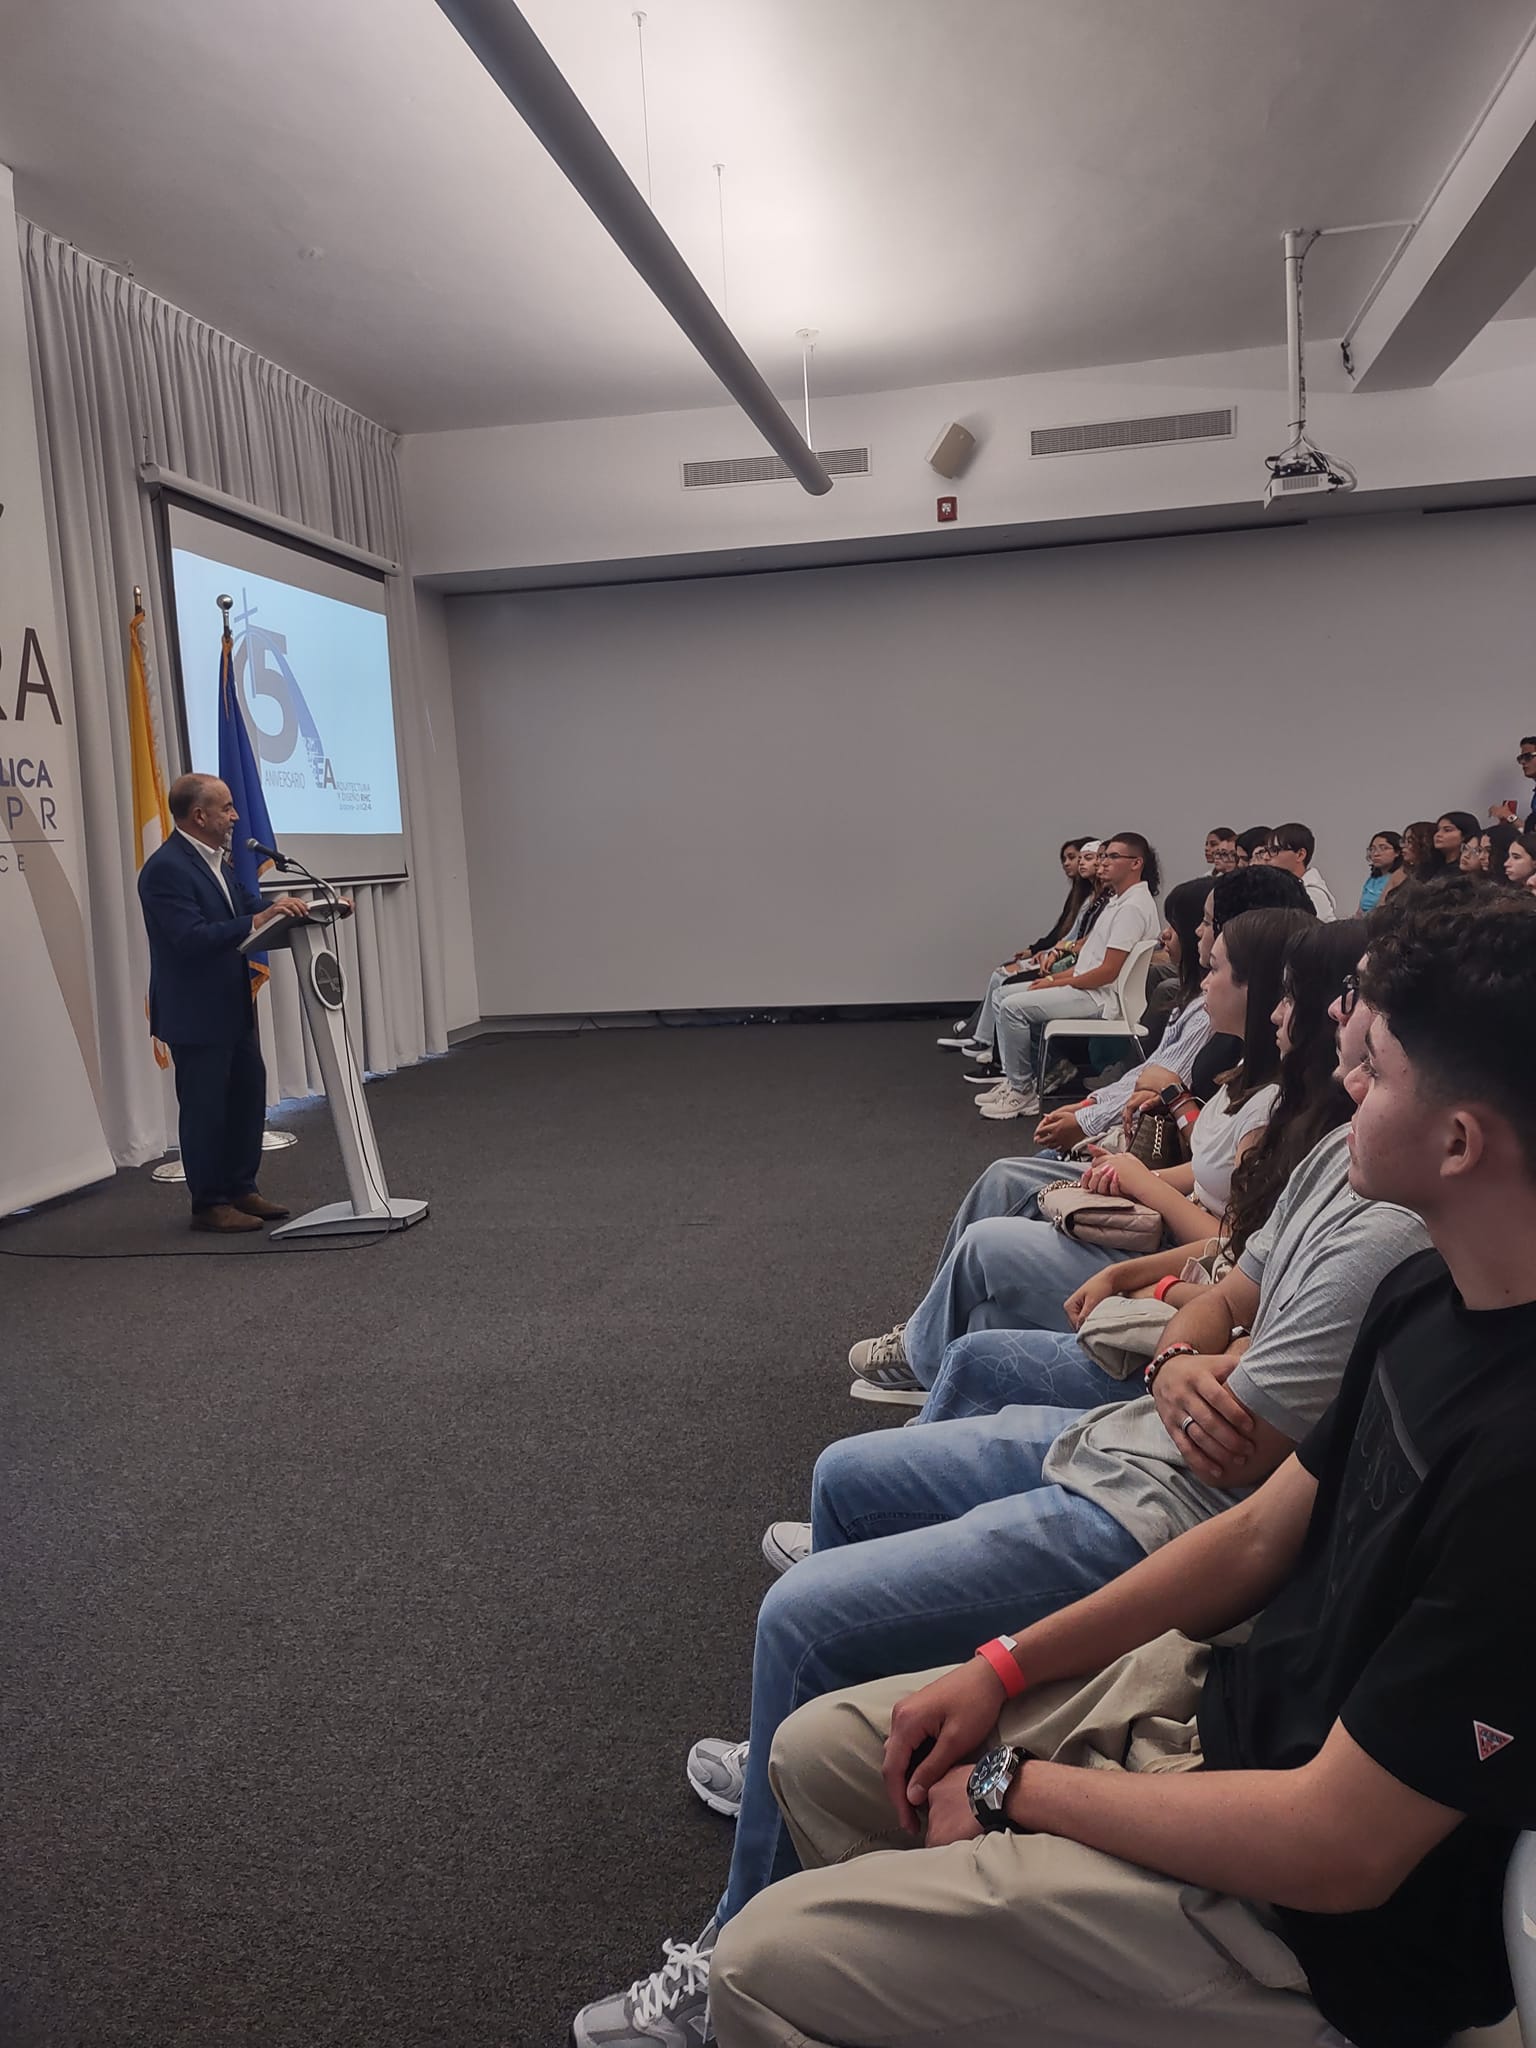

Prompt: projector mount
xmin=1263 ymin=228 xmax=1359 ymax=510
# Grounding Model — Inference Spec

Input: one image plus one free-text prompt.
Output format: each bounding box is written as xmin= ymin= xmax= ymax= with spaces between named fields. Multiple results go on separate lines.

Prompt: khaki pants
xmin=710 ymin=1633 xmax=1340 ymax=2048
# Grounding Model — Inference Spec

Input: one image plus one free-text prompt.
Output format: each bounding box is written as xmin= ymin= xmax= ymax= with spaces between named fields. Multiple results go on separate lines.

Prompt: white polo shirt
xmin=1075 ymin=881 xmax=1160 ymax=1016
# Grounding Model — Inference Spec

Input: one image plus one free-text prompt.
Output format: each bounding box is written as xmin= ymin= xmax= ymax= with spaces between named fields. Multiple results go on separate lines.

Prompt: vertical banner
xmin=0 ymin=165 xmax=114 ymax=1210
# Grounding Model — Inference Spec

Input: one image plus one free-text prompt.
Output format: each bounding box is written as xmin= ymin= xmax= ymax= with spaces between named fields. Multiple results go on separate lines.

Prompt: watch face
xmin=969 ymin=1747 xmax=1014 ymax=1805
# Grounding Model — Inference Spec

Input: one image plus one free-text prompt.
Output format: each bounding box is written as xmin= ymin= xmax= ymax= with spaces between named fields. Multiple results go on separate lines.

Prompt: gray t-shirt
xmin=1042 ymin=1126 xmax=1431 ymax=1552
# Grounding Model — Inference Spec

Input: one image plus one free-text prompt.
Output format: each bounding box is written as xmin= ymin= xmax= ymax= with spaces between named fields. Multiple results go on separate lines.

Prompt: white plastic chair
xmin=1503 ymin=1830 xmax=1536 ymax=2043
xmin=1450 ymin=1838 xmax=1536 ymax=2046
xmin=1037 ymin=935 xmax=1159 ymax=1092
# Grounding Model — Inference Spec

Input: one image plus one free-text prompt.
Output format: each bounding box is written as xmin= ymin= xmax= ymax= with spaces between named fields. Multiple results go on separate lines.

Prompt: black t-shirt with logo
xmin=1198 ymin=1248 xmax=1536 ymax=2048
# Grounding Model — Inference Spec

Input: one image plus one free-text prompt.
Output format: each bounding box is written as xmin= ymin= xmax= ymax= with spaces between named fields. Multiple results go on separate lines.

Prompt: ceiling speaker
xmin=926 ymin=421 xmax=977 ymax=479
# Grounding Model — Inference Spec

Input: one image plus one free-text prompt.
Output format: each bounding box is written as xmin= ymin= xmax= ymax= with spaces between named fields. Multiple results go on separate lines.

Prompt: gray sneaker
xmin=848 ymin=1326 xmax=923 ymax=1399
xmin=761 ymin=1520 xmax=811 ymax=1575
xmin=571 ymin=1922 xmax=717 ymax=2047
xmin=687 ymin=1737 xmax=749 ymax=1817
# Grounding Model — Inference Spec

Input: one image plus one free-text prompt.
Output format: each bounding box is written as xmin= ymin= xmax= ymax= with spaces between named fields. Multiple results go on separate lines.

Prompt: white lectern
xmin=242 ymin=905 xmax=428 ymax=1241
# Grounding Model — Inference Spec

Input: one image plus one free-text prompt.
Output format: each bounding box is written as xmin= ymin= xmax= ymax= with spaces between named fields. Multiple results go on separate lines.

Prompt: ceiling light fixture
xmin=796 ymin=328 xmax=819 ymax=450
xmin=434 ymin=0 xmax=832 ymax=495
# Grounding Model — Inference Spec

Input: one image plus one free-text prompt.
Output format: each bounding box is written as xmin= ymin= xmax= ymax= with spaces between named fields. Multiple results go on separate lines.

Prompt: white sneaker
xmin=850 ymin=1378 xmax=927 ymax=1407
xmin=761 ymin=1520 xmax=811 ymax=1574
xmin=687 ymin=1737 xmax=749 ymax=1817
xmin=572 ymin=1922 xmax=717 ymax=2047
xmin=936 ymin=1034 xmax=986 ymax=1050
xmin=979 ymin=1082 xmax=1041 ymax=1120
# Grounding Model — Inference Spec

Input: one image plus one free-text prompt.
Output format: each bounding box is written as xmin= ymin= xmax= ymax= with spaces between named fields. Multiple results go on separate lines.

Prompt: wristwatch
xmin=967 ymin=1745 xmax=1026 ymax=1832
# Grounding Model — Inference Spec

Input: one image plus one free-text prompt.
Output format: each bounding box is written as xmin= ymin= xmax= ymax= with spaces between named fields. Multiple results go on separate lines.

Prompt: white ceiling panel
xmin=1 ymin=0 xmax=1533 ymax=430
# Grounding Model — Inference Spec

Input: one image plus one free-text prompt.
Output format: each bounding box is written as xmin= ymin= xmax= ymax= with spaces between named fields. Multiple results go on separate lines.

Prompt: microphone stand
xmin=249 ymin=839 xmax=346 ymax=931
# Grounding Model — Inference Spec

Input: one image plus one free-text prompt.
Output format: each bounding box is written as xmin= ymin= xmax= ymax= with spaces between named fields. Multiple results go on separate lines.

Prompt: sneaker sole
xmin=962 ymin=1071 xmax=999 ymax=1083
xmin=685 ymin=1767 xmax=744 ymax=1819
xmin=760 ymin=1527 xmax=808 ymax=1576
xmin=850 ymin=1379 xmax=927 ymax=1407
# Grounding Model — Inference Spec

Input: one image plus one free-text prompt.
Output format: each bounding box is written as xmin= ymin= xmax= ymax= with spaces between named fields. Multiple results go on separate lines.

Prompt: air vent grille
xmin=682 ymin=446 xmax=871 ymax=489
xmin=1030 ymin=409 xmax=1235 ymax=457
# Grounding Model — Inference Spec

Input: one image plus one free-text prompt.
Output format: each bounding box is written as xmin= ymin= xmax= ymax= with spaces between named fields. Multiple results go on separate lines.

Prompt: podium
xmin=242 ymin=904 xmax=428 ymax=1240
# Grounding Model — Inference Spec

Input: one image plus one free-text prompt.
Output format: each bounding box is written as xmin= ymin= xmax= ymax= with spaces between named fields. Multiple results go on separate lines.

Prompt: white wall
xmin=446 ymin=506 xmax=1536 ymax=1016
xmin=412 ymin=586 xmax=480 ymax=1031
xmin=404 ymin=324 xmax=1536 ymax=582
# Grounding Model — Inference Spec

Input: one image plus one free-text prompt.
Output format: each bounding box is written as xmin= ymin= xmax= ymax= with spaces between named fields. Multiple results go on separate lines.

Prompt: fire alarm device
xmin=937 ymin=496 xmax=958 ymax=523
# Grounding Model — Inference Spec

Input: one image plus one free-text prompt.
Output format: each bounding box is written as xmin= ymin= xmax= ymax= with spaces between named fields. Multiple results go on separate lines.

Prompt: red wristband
xmin=975 ymin=1636 xmax=1029 ymax=1698
xmin=1152 ymin=1275 xmax=1182 ymax=1304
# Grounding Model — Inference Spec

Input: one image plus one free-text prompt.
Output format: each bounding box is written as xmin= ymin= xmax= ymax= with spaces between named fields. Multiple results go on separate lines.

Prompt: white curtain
xmin=19 ymin=220 xmax=450 ymax=1167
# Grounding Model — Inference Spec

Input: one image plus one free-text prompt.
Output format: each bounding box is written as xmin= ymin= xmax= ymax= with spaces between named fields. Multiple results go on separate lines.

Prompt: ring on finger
xmin=1180 ymin=1414 xmax=1196 ymax=1435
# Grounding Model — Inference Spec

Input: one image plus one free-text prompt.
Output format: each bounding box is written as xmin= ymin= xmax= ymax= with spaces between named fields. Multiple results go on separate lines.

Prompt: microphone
xmin=246 ymin=835 xmax=295 ymax=870
xmin=247 ymin=838 xmax=347 ymax=923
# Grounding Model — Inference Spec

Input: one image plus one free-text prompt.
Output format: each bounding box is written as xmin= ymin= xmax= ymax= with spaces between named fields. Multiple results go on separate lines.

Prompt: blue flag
xmin=215 ymin=623 xmax=276 ymax=997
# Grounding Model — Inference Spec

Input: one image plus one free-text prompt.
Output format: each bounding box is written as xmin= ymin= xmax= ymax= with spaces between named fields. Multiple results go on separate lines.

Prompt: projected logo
xmin=231 ymin=595 xmax=335 ymax=791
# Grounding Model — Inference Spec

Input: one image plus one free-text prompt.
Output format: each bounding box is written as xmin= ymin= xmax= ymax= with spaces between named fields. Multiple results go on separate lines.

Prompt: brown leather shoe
xmin=191 ymin=1203 xmax=264 ymax=1234
xmin=232 ymin=1193 xmax=292 ymax=1221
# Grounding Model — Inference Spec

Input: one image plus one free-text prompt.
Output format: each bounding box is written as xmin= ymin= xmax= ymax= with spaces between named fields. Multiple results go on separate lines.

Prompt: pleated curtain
xmin=19 ymin=219 xmax=450 ymax=1168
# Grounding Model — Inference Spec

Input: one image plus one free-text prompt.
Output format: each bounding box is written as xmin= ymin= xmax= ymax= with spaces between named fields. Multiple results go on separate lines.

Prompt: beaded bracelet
xmin=1144 ymin=1341 xmax=1199 ymax=1390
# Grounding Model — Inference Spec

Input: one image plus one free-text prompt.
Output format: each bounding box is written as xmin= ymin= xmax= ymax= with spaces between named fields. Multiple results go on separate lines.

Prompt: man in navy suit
xmin=138 ymin=773 xmax=310 ymax=1233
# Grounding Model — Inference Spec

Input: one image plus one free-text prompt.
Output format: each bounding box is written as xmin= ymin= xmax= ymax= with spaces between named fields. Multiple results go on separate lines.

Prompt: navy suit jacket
xmin=138 ymin=832 xmax=265 ymax=1045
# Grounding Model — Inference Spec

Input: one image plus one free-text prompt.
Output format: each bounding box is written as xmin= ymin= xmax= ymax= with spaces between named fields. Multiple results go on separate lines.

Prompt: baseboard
xmin=448 ymin=1002 xmax=967 ymax=1045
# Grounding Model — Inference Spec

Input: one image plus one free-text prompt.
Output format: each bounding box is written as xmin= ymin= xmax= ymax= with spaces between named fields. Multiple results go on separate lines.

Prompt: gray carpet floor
xmin=3 ymin=1017 xmax=1019 ymax=2047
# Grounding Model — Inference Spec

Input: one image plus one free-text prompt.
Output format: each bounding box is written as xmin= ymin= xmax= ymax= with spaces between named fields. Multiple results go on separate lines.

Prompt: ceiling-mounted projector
xmin=1263 ymin=228 xmax=1358 ymax=509
xmin=1262 ymin=459 xmax=1355 ymax=510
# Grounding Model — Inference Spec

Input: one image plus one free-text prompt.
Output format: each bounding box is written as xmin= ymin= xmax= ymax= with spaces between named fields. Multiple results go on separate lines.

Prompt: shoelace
xmin=721 ymin=1740 xmax=749 ymax=1771
xmin=629 ymin=1938 xmax=712 ymax=2024
xmin=868 ymin=1328 xmax=906 ymax=1366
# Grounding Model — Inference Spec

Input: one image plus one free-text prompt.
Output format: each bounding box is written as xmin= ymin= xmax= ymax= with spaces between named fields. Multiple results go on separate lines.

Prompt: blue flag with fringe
xmin=215 ymin=621 xmax=276 ymax=997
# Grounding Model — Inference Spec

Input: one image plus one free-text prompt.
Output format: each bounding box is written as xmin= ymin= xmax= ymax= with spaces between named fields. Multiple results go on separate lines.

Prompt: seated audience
xmin=1235 ymin=825 xmax=1269 ymax=866
xmin=573 ymin=934 xmax=1429 ymax=2045
xmin=942 ymin=842 xmax=1100 ymax=1058
xmin=1399 ymin=817 xmax=1437 ymax=882
xmin=1204 ymin=826 xmax=1237 ymax=873
xmin=1357 ymin=829 xmax=1402 ymax=912
xmin=979 ymin=833 xmax=1161 ymax=1120
xmin=1266 ymin=821 xmax=1336 ymax=919
xmin=1430 ymin=809 xmax=1480 ymax=874
xmin=1482 ymin=820 xmax=1519 ymax=882
xmin=709 ymin=889 xmax=1536 ymax=2048
xmin=937 ymin=869 xmax=1315 ymax=1310
xmin=1505 ymin=828 xmax=1536 ymax=889
xmin=850 ymin=906 xmax=1312 ymax=1405
xmin=1124 ymin=876 xmax=1204 ymax=1053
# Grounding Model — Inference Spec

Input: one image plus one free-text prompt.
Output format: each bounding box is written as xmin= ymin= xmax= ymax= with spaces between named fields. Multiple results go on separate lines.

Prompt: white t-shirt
xmin=1302 ymin=867 xmax=1337 ymax=921
xmin=1074 ymin=881 xmax=1160 ymax=1017
xmin=1190 ymin=1079 xmax=1278 ymax=1217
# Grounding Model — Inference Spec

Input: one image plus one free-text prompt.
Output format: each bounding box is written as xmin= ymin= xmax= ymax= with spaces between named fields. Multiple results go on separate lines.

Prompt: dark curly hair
xmin=1359 ymin=885 xmax=1536 ymax=1177
xmin=1223 ymin=919 xmax=1362 ymax=1256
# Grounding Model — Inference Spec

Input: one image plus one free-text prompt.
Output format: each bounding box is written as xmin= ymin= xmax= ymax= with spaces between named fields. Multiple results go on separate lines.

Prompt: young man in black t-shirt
xmin=709 ymin=889 xmax=1536 ymax=2048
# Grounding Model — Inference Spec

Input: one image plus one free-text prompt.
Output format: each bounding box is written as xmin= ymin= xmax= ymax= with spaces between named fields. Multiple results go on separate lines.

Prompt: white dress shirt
xmin=177 ymin=827 xmax=233 ymax=910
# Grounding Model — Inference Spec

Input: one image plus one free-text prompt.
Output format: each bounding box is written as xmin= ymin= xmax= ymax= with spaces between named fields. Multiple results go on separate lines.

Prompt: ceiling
xmin=3 ymin=0 xmax=1534 ymax=433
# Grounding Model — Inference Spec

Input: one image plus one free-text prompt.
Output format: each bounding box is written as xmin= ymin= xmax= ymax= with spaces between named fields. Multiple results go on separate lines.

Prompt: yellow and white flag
xmin=127 ymin=601 xmax=173 ymax=1067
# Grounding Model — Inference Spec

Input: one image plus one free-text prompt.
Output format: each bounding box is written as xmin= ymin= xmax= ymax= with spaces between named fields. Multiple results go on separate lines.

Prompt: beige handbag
xmin=1037 ymin=1180 xmax=1163 ymax=1256
xmin=1075 ymin=1295 xmax=1178 ymax=1378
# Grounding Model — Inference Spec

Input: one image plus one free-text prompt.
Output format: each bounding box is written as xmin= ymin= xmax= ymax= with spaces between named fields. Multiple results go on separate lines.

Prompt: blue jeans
xmin=995 ymin=985 xmax=1102 ymax=1088
xmin=714 ymin=1405 xmax=1146 ymax=1927
xmin=920 ymin=1326 xmax=1129 ymax=1423
xmin=904 ymin=1216 xmax=1116 ymax=1384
